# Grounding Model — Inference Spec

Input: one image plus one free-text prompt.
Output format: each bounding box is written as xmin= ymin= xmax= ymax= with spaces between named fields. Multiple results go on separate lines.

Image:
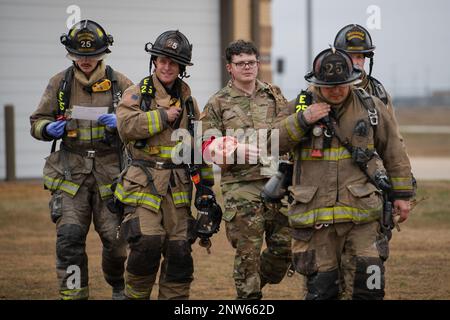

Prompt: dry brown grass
xmin=0 ymin=179 xmax=449 ymax=300
xmin=402 ymin=133 xmax=450 ymax=157
xmin=393 ymin=106 xmax=450 ymax=157
xmin=395 ymin=106 xmax=450 ymax=126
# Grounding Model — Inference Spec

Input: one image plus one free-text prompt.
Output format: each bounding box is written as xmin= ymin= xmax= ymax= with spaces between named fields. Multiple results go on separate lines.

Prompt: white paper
xmin=71 ymin=105 xmax=109 ymax=121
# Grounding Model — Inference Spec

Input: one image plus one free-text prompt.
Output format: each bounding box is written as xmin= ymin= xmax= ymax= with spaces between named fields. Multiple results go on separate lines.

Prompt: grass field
xmin=395 ymin=106 xmax=450 ymax=126
xmin=0 ymin=179 xmax=449 ymax=300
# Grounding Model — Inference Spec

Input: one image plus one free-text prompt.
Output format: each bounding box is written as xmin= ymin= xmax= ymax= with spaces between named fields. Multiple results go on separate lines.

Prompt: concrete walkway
xmin=410 ymin=157 xmax=450 ymax=180
xmin=400 ymin=125 xmax=450 ymax=134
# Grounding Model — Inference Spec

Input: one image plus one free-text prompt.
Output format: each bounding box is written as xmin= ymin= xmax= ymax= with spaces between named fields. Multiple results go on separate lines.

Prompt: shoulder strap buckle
xmin=355 ymin=88 xmax=379 ymax=126
xmin=368 ymin=109 xmax=378 ymax=126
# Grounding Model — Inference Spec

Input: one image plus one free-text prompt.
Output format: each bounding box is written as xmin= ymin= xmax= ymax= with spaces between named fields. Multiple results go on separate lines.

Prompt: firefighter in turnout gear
xmin=334 ymin=23 xmax=417 ymax=217
xmin=334 ymin=24 xmax=394 ymax=117
xmin=200 ymin=40 xmax=292 ymax=299
xmin=114 ymin=30 xmax=216 ymax=300
xmin=274 ymin=48 xmax=414 ymax=299
xmin=30 ymin=20 xmax=133 ymax=300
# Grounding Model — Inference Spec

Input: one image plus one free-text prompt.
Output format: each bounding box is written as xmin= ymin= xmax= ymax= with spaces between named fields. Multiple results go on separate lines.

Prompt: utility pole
xmin=306 ymin=0 xmax=313 ymax=73
xmin=4 ymin=104 xmax=16 ymax=181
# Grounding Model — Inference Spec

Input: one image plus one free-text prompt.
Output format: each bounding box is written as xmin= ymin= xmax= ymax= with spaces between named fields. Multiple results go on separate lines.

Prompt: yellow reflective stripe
xmin=146 ymin=110 xmax=161 ymax=136
xmin=158 ymin=146 xmax=173 ymax=158
xmin=35 ymin=119 xmax=52 ymax=139
xmin=391 ymin=177 xmax=413 ymax=190
xmin=292 ymin=113 xmax=304 ymax=135
xmin=60 ymin=286 xmax=89 ymax=300
xmin=43 ymin=175 xmax=79 ymax=196
xmin=289 ymin=205 xmax=382 ymax=227
xmin=172 ymin=191 xmax=190 ymax=205
xmin=139 ymin=145 xmax=179 ymax=157
xmin=200 ymin=167 xmax=214 ymax=180
xmin=147 ymin=110 xmax=155 ymax=135
xmin=99 ymin=184 xmax=113 ymax=198
xmin=125 ymin=284 xmax=149 ymax=300
xmin=77 ymin=126 xmax=105 ymax=141
xmin=114 ymin=183 xmax=161 ymax=210
xmin=284 ymin=119 xmax=298 ymax=141
xmin=154 ymin=111 xmax=161 ymax=133
xmin=284 ymin=115 xmax=303 ymax=142
xmin=300 ymin=147 xmax=352 ymax=161
xmin=159 ymin=154 xmax=172 ymax=159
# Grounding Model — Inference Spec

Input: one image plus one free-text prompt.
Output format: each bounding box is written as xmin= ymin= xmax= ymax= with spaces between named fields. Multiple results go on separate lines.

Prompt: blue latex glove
xmin=45 ymin=120 xmax=66 ymax=139
xmin=98 ymin=114 xmax=117 ymax=128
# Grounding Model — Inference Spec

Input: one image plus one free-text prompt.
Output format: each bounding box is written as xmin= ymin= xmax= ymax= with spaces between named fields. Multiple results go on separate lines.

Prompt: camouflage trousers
xmin=291 ymin=221 xmax=389 ymax=300
xmin=51 ymin=173 xmax=127 ymax=300
xmin=222 ymin=180 xmax=292 ymax=299
xmin=121 ymin=191 xmax=194 ymax=300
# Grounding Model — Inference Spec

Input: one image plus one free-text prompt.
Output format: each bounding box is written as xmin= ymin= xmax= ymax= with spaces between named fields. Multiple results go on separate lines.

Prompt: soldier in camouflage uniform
xmin=30 ymin=20 xmax=132 ymax=300
xmin=200 ymin=40 xmax=292 ymax=299
xmin=114 ymin=30 xmax=215 ymax=300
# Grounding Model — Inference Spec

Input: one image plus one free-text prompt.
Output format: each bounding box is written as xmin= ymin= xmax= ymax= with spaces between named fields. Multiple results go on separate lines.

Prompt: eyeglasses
xmin=231 ymin=60 xmax=259 ymax=69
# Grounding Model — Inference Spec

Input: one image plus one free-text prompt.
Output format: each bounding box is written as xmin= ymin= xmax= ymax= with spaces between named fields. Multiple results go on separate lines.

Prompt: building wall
xmin=220 ymin=0 xmax=273 ymax=84
xmin=0 ymin=0 xmax=221 ymax=179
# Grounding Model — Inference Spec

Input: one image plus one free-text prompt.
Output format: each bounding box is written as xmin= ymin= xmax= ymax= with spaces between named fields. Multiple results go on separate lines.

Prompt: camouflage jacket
xmin=30 ymin=62 xmax=133 ymax=198
xmin=200 ymin=79 xmax=288 ymax=185
xmin=274 ymin=86 xmax=413 ymax=228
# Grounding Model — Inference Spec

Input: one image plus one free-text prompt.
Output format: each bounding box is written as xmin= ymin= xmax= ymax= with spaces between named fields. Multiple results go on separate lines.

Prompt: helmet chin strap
xmin=369 ymin=57 xmax=374 ymax=77
xmin=149 ymin=59 xmax=154 ymax=75
xmin=180 ymin=66 xmax=190 ymax=79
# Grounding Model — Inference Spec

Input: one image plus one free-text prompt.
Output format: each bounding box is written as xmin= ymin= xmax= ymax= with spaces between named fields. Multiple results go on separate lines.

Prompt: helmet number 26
xmin=80 ymin=40 xmax=92 ymax=48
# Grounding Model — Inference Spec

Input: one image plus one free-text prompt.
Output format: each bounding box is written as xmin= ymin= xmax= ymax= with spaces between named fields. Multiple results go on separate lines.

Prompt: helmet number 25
xmin=80 ymin=40 xmax=92 ymax=48
xmin=325 ymin=62 xmax=343 ymax=76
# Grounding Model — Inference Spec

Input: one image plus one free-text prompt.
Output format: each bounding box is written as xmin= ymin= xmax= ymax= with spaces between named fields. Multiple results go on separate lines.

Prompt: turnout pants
xmin=291 ymin=221 xmax=389 ymax=300
xmin=52 ymin=174 xmax=127 ymax=300
xmin=121 ymin=191 xmax=194 ymax=300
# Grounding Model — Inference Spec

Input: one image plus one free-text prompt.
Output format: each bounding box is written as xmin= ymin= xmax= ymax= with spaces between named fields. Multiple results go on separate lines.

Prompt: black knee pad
xmin=102 ymin=251 xmax=126 ymax=288
xmin=292 ymin=249 xmax=318 ymax=276
xmin=260 ymin=249 xmax=291 ymax=284
xmin=126 ymin=235 xmax=163 ymax=276
xmin=352 ymin=256 xmax=385 ymax=300
xmin=305 ymin=269 xmax=339 ymax=300
xmin=163 ymin=240 xmax=193 ymax=283
xmin=56 ymin=224 xmax=87 ymax=268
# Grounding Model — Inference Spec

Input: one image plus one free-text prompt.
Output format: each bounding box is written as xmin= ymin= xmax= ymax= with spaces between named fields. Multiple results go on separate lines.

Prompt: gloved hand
xmin=98 ymin=114 xmax=117 ymax=128
xmin=45 ymin=120 xmax=67 ymax=139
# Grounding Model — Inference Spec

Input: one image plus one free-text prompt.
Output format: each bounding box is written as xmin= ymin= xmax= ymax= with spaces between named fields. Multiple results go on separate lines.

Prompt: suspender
xmin=368 ymin=75 xmax=388 ymax=105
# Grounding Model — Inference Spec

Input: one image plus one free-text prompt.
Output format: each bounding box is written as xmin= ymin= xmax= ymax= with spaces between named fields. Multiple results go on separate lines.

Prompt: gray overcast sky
xmin=272 ymin=0 xmax=450 ymax=100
